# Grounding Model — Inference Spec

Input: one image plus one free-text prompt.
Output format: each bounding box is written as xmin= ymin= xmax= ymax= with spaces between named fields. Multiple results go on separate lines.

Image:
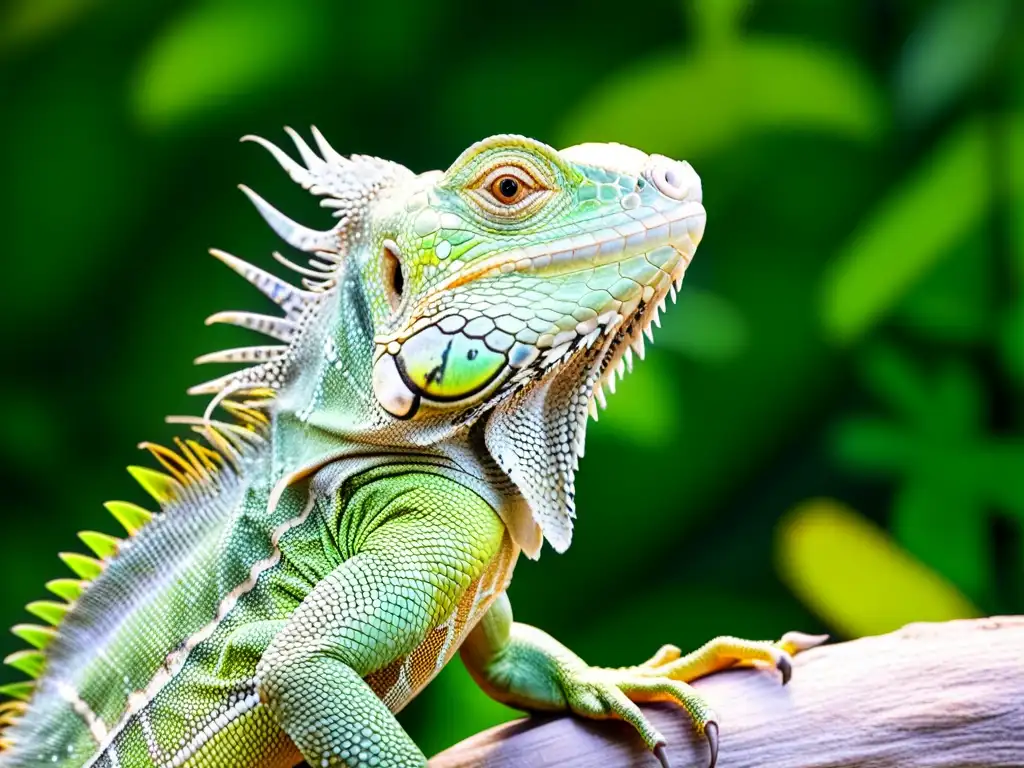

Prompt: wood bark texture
xmin=429 ymin=616 xmax=1024 ymax=768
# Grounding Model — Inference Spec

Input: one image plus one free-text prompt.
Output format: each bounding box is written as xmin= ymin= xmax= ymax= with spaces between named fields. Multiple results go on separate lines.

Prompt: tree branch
xmin=429 ymin=617 xmax=1024 ymax=768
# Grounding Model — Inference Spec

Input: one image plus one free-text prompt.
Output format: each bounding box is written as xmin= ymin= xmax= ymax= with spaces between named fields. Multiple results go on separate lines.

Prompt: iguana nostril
xmin=648 ymin=157 xmax=702 ymax=203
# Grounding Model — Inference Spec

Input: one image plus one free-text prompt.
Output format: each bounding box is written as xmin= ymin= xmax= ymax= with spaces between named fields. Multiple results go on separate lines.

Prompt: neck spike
xmin=208 ymin=248 xmax=315 ymax=319
xmin=238 ymin=185 xmax=339 ymax=254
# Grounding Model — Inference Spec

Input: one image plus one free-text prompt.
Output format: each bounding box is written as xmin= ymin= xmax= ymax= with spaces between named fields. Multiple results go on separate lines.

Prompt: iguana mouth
xmin=583 ymin=237 xmax=697 ymax=417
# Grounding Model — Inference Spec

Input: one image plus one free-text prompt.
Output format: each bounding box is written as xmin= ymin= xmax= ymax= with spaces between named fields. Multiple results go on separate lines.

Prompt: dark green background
xmin=1 ymin=0 xmax=1022 ymax=757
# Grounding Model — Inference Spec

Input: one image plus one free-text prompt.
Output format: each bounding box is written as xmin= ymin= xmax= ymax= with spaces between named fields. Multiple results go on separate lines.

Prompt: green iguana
xmin=0 ymin=131 xmax=824 ymax=768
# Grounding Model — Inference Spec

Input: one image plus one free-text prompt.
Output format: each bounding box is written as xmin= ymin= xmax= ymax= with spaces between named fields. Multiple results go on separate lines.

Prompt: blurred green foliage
xmin=1 ymin=0 xmax=1021 ymax=758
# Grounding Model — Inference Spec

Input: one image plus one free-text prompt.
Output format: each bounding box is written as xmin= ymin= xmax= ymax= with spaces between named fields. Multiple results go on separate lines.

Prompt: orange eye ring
xmin=465 ymin=160 xmax=554 ymax=219
xmin=490 ymin=175 xmax=527 ymax=205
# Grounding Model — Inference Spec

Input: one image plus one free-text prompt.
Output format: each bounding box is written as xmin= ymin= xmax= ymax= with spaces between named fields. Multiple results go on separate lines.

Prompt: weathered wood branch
xmin=429 ymin=617 xmax=1024 ymax=768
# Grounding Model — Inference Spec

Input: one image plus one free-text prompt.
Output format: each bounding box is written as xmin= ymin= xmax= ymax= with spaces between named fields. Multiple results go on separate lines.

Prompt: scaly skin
xmin=0 ymin=132 xmax=824 ymax=768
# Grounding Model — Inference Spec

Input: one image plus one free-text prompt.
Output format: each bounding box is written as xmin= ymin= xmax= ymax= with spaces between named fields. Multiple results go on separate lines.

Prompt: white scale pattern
xmin=83 ymin=491 xmax=317 ymax=767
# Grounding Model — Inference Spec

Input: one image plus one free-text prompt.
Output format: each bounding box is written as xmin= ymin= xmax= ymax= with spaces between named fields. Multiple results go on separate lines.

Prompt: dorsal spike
xmin=0 ymin=700 xmax=27 ymax=724
xmin=0 ymin=682 xmax=34 ymax=703
xmin=240 ymin=134 xmax=318 ymax=189
xmin=24 ymin=601 xmax=67 ymax=628
xmin=77 ymin=531 xmax=121 ymax=560
xmin=4 ymin=651 xmax=44 ymax=680
xmin=310 ymin=125 xmax=347 ymax=167
xmin=186 ymin=366 xmax=278 ymax=397
xmin=127 ymin=465 xmax=182 ymax=505
xmin=45 ymin=578 xmax=85 ymax=603
xmin=208 ymin=248 xmax=314 ymax=318
xmin=219 ymin=400 xmax=270 ymax=428
xmin=58 ymin=553 xmax=104 ymax=581
xmin=173 ymin=437 xmax=212 ymax=481
xmin=283 ymin=126 xmax=328 ymax=174
xmin=194 ymin=345 xmax=288 ymax=366
xmin=138 ymin=441 xmax=198 ymax=484
xmin=103 ymin=501 xmax=153 ymax=535
xmin=272 ymin=250 xmax=332 ymax=279
xmin=238 ymin=185 xmax=338 ymax=254
xmin=11 ymin=625 xmax=56 ymax=650
xmin=204 ymin=311 xmax=296 ymax=342
xmin=301 ymin=276 xmax=336 ymax=292
xmin=184 ymin=439 xmax=224 ymax=472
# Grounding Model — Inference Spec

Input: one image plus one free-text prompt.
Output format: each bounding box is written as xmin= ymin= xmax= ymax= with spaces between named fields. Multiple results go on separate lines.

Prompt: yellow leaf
xmin=776 ymin=498 xmax=979 ymax=638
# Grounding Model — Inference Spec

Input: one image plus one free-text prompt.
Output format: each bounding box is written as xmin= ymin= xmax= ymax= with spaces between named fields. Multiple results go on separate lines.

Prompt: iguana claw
xmin=653 ymin=741 xmax=670 ymax=768
xmin=705 ymin=721 xmax=719 ymax=768
xmin=777 ymin=654 xmax=792 ymax=685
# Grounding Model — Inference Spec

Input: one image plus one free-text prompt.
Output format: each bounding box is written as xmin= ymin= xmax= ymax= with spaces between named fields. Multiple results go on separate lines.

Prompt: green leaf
xmin=821 ymin=121 xmax=991 ymax=344
xmin=894 ymin=0 xmax=1011 ymax=126
xmin=777 ymin=498 xmax=979 ymax=638
xmin=558 ymin=38 xmax=884 ymax=159
xmin=132 ymin=0 xmax=322 ymax=128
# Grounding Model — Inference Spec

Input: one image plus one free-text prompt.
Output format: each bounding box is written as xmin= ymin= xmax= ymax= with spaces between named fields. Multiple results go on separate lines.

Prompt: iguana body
xmin=0 ymin=132 xmax=822 ymax=768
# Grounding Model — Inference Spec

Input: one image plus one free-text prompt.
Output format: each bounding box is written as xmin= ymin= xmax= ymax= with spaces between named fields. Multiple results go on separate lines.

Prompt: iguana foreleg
xmin=461 ymin=594 xmax=826 ymax=768
xmin=257 ymin=474 xmax=507 ymax=768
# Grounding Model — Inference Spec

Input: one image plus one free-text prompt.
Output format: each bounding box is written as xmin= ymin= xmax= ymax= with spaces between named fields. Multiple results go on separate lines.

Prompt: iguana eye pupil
xmin=497 ymin=177 xmax=519 ymax=201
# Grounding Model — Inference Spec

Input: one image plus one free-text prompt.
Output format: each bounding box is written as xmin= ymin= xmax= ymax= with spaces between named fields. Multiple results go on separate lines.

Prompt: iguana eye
xmin=469 ymin=163 xmax=550 ymax=217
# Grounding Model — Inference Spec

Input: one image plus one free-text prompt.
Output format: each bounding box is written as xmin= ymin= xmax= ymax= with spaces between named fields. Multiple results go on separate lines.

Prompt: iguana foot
xmin=567 ymin=631 xmax=826 ymax=767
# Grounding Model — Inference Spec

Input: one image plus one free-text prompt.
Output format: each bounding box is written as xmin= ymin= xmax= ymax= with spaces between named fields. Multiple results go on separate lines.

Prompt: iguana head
xmin=211 ymin=131 xmax=704 ymax=555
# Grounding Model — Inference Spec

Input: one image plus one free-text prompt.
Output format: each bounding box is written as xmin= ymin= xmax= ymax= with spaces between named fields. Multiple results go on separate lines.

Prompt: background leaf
xmin=820 ymin=121 xmax=991 ymax=344
xmin=777 ymin=499 xmax=980 ymax=637
xmin=558 ymin=38 xmax=885 ymax=159
xmin=132 ymin=0 xmax=324 ymax=128
xmin=893 ymin=0 xmax=1011 ymax=126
